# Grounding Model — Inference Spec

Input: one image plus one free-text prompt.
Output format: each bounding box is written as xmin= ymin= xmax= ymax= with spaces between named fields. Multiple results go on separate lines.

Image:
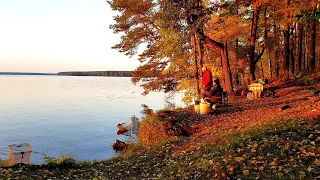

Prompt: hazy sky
xmin=0 ymin=0 xmax=140 ymax=73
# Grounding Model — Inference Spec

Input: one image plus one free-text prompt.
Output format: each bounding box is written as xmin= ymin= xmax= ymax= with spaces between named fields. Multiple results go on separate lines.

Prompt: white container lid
xmin=8 ymin=143 xmax=32 ymax=153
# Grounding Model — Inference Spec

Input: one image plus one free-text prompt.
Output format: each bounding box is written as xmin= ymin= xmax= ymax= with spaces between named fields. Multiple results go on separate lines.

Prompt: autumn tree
xmin=182 ymin=1 xmax=235 ymax=94
xmin=109 ymin=0 xmax=320 ymax=101
xmin=109 ymin=0 xmax=208 ymax=103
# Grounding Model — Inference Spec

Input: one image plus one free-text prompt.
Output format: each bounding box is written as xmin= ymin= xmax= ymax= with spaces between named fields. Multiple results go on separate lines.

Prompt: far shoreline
xmin=57 ymin=71 xmax=133 ymax=77
xmin=0 ymin=72 xmax=57 ymax=76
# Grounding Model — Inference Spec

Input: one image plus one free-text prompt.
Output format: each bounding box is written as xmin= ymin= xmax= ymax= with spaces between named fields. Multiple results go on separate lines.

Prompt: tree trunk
xmin=290 ymin=26 xmax=295 ymax=74
xmin=304 ymin=24 xmax=309 ymax=72
xmin=192 ymin=34 xmax=200 ymax=99
xmin=296 ymin=22 xmax=303 ymax=72
xmin=249 ymin=0 xmax=261 ymax=82
xmin=275 ymin=47 xmax=280 ymax=78
xmin=309 ymin=20 xmax=316 ymax=73
xmin=221 ymin=41 xmax=233 ymax=94
xmin=196 ymin=32 xmax=203 ymax=89
xmin=263 ymin=7 xmax=268 ymax=79
xmin=235 ymin=39 xmax=241 ymax=87
xmin=260 ymin=60 xmax=264 ymax=78
xmin=271 ymin=19 xmax=278 ymax=79
xmin=282 ymin=0 xmax=290 ymax=78
xmin=268 ymin=49 xmax=272 ymax=78
xmin=235 ymin=1 xmax=241 ymax=86
xmin=201 ymin=34 xmax=233 ymax=94
xmin=195 ymin=0 xmax=203 ymax=82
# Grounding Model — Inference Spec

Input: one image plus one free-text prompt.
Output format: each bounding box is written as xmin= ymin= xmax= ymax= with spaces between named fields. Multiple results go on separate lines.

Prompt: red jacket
xmin=202 ymin=70 xmax=212 ymax=90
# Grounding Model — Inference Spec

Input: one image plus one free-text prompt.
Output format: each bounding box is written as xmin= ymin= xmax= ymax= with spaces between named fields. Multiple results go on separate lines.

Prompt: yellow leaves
xmin=213 ymin=164 xmax=221 ymax=172
xmin=207 ymin=14 xmax=249 ymax=40
xmin=299 ymin=171 xmax=306 ymax=180
xmin=251 ymin=142 xmax=259 ymax=152
xmin=284 ymin=142 xmax=290 ymax=149
xmin=284 ymin=168 xmax=289 ymax=173
xmin=277 ymin=172 xmax=283 ymax=178
xmin=307 ymin=166 xmax=313 ymax=172
xmin=222 ymin=158 xmax=228 ymax=163
xmin=262 ymin=137 xmax=269 ymax=143
xmin=221 ymin=172 xmax=227 ymax=178
xmin=235 ymin=157 xmax=244 ymax=163
xmin=269 ymin=158 xmax=278 ymax=169
xmin=228 ymin=167 xmax=234 ymax=175
xmin=298 ymin=145 xmax=308 ymax=152
xmin=257 ymin=156 xmax=263 ymax=160
xmin=4 ymin=169 xmax=9 ymax=175
xmin=310 ymin=141 xmax=316 ymax=146
xmin=242 ymin=170 xmax=250 ymax=176
xmin=307 ymin=152 xmax=315 ymax=157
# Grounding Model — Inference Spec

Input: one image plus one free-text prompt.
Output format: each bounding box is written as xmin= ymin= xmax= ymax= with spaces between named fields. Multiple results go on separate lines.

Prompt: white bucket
xmin=194 ymin=104 xmax=200 ymax=113
xmin=200 ymin=103 xmax=210 ymax=114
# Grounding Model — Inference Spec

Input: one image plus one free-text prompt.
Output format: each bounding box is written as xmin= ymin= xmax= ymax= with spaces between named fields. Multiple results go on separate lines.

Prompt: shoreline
xmin=1 ymin=81 xmax=320 ymax=179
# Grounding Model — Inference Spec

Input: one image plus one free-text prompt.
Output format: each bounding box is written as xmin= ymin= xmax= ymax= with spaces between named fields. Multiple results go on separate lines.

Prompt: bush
xmin=138 ymin=114 xmax=170 ymax=146
xmin=0 ymin=158 xmax=8 ymax=167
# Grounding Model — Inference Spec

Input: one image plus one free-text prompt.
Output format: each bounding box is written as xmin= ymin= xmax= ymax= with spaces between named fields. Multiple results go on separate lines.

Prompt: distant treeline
xmin=57 ymin=71 xmax=132 ymax=77
xmin=0 ymin=72 xmax=56 ymax=75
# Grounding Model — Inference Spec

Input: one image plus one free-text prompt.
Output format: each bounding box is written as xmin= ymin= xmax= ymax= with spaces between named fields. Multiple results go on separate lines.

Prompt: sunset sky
xmin=0 ymin=0 xmax=140 ymax=73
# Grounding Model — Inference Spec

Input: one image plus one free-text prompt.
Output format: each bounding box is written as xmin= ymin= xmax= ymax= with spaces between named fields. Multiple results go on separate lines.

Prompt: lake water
xmin=0 ymin=75 xmax=184 ymax=164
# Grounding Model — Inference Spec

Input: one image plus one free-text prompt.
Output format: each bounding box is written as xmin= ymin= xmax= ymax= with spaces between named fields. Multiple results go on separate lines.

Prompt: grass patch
xmin=155 ymin=118 xmax=320 ymax=179
xmin=43 ymin=151 xmax=76 ymax=166
xmin=0 ymin=158 xmax=8 ymax=167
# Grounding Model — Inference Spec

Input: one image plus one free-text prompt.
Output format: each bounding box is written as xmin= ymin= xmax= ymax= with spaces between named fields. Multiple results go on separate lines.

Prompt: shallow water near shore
xmin=0 ymin=75 xmax=184 ymax=164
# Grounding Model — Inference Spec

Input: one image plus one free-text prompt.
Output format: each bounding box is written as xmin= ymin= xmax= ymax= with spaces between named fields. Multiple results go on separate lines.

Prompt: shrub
xmin=0 ymin=158 xmax=8 ymax=167
xmin=138 ymin=114 xmax=170 ymax=146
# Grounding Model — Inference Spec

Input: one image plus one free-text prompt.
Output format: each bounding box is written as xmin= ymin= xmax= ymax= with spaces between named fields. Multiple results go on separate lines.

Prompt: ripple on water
xmin=0 ymin=76 xmax=184 ymax=164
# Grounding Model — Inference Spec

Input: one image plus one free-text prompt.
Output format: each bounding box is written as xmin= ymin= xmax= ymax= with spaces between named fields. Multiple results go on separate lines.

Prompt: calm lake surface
xmin=0 ymin=75 xmax=184 ymax=164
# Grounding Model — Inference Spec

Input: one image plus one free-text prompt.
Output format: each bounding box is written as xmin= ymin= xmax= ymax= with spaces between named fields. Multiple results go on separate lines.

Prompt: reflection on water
xmin=0 ymin=76 xmax=185 ymax=164
xmin=113 ymin=115 xmax=140 ymax=152
xmin=116 ymin=115 xmax=140 ymax=142
xmin=113 ymin=105 xmax=155 ymax=151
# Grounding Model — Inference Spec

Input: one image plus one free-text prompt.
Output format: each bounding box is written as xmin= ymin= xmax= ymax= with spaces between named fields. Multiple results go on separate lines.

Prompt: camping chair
xmin=221 ymin=90 xmax=228 ymax=104
xmin=203 ymin=90 xmax=228 ymax=110
xmin=217 ymin=90 xmax=228 ymax=110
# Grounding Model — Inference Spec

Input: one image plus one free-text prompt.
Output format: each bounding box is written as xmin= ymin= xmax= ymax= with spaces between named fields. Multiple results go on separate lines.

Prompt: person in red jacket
xmin=202 ymin=66 xmax=212 ymax=91
xmin=202 ymin=78 xmax=223 ymax=108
